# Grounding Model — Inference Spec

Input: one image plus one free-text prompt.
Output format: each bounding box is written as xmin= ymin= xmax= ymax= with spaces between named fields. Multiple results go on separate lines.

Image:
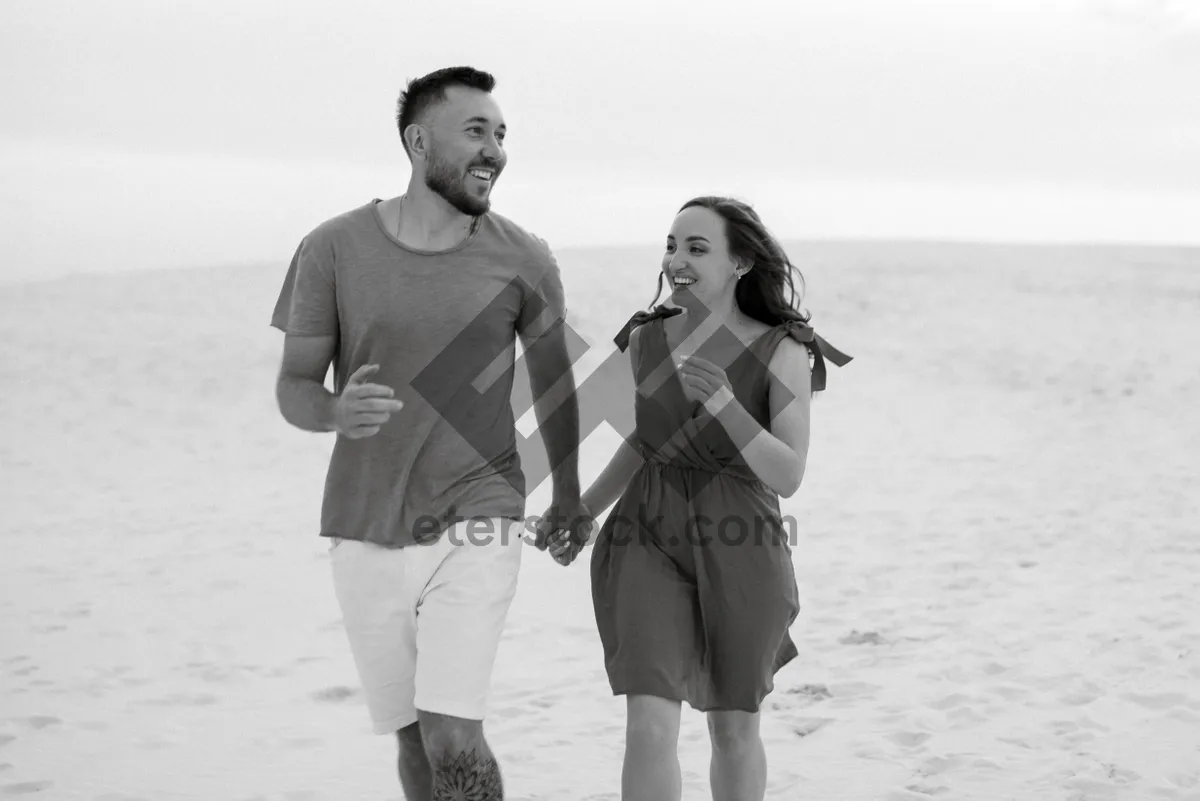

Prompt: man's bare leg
xmin=418 ymin=710 xmax=504 ymax=800
xmin=396 ymin=721 xmax=433 ymax=799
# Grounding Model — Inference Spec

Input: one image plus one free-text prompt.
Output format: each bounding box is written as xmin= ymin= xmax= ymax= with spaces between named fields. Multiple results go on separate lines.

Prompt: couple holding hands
xmin=271 ymin=65 xmax=850 ymax=801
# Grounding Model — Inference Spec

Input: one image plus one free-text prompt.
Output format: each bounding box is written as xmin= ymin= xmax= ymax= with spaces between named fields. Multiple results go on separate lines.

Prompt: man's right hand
xmin=333 ymin=363 xmax=404 ymax=439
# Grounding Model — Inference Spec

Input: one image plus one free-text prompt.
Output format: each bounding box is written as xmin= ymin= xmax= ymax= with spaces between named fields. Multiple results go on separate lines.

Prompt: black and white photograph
xmin=2 ymin=1 xmax=1198 ymax=799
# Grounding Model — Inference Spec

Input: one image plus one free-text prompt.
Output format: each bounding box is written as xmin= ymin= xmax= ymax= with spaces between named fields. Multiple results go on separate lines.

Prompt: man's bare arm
xmin=276 ymin=334 xmax=339 ymax=432
xmin=275 ymin=334 xmax=403 ymax=437
xmin=521 ymin=321 xmax=581 ymax=500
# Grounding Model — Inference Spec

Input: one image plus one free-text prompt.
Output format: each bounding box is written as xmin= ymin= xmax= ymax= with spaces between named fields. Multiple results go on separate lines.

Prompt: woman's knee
xmin=626 ymin=695 xmax=681 ymax=750
xmin=707 ymin=710 xmax=760 ymax=754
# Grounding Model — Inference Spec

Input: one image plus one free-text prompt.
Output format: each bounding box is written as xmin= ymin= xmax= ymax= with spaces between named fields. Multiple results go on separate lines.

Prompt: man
xmin=270 ymin=66 xmax=592 ymax=800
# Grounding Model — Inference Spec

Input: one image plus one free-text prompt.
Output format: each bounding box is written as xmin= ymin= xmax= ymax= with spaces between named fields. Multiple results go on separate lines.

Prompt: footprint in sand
xmin=1101 ymin=764 xmax=1141 ymax=784
xmin=24 ymin=717 xmax=61 ymax=730
xmin=140 ymin=693 xmax=218 ymax=707
xmin=1066 ymin=776 xmax=1129 ymax=796
xmin=991 ymin=685 xmax=1031 ymax=702
xmin=134 ymin=735 xmax=176 ymax=752
xmin=1074 ymin=716 xmax=1110 ymax=732
xmin=1060 ymin=690 xmax=1100 ymax=706
xmin=917 ymin=755 xmax=968 ymax=776
xmin=0 ymin=766 xmax=9 ymax=773
xmin=904 ymin=782 xmax=951 ymax=796
xmin=840 ymin=630 xmax=887 ymax=646
xmin=1165 ymin=772 xmax=1198 ymax=789
xmin=1 ymin=782 xmax=54 ymax=796
xmin=1048 ymin=720 xmax=1096 ymax=747
xmin=311 ymin=686 xmax=358 ymax=703
xmin=942 ymin=578 xmax=979 ymax=591
xmin=1167 ymin=708 xmax=1200 ymax=724
xmin=820 ymin=681 xmax=882 ymax=709
xmin=887 ymin=731 xmax=932 ymax=749
xmin=1048 ymin=720 xmax=1079 ymax=735
xmin=0 ymin=737 xmax=14 ymax=749
xmin=997 ymin=736 xmax=1034 ymax=750
xmin=946 ymin=708 xmax=987 ymax=726
xmin=791 ymin=718 xmax=832 ymax=738
xmin=925 ymin=665 xmax=970 ymax=684
xmin=282 ymin=737 xmax=324 ymax=749
xmin=785 ymin=684 xmax=832 ymax=704
xmin=1122 ymin=691 xmax=1196 ymax=711
xmin=885 ymin=790 xmax=940 ymax=801
xmin=927 ymin=693 xmax=972 ymax=711
xmin=853 ymin=744 xmax=891 ymax=761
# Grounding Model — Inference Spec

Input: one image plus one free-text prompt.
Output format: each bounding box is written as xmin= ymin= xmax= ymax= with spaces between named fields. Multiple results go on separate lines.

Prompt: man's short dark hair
xmin=395 ymin=66 xmax=497 ymax=159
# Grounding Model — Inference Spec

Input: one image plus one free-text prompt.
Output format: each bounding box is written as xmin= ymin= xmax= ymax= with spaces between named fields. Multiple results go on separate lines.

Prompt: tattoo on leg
xmin=432 ymin=747 xmax=503 ymax=800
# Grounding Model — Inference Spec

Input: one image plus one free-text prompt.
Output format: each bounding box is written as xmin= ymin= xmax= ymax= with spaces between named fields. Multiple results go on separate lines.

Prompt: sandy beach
xmin=2 ymin=240 xmax=1198 ymax=800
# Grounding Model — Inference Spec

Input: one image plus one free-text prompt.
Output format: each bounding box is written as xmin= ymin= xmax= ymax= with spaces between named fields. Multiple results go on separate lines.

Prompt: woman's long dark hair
xmin=648 ymin=196 xmax=811 ymax=327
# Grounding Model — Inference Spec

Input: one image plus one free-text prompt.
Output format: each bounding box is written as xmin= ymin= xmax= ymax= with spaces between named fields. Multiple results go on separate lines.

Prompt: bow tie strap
xmin=613 ymin=305 xmax=684 ymax=352
xmin=781 ymin=320 xmax=853 ymax=393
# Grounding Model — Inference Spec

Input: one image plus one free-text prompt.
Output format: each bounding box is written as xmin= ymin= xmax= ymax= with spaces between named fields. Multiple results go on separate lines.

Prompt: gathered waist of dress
xmin=635 ymin=443 xmax=770 ymax=491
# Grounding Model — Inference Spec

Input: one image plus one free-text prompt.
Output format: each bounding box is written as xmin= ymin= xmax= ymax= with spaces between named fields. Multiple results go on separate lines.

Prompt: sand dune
xmin=1 ymin=242 xmax=1198 ymax=799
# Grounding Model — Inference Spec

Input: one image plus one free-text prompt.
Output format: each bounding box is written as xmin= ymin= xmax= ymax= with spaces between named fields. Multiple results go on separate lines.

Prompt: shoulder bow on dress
xmin=779 ymin=319 xmax=852 ymax=393
xmin=612 ymin=305 xmax=683 ymax=352
xmin=611 ymin=306 xmax=852 ymax=392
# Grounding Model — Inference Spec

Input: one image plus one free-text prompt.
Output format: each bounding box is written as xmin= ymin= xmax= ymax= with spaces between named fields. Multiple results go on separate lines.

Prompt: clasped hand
xmin=536 ymin=499 xmax=594 ymax=567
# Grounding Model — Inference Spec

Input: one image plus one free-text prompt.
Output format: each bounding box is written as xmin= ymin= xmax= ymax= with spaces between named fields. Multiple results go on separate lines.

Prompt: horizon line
xmin=4 ymin=235 xmax=1197 ymax=291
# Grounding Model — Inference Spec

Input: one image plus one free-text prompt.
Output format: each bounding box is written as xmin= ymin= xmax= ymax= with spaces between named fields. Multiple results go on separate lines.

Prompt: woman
xmin=548 ymin=196 xmax=851 ymax=801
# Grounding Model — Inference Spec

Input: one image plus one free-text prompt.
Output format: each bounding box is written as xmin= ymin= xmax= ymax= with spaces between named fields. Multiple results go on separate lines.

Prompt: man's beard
xmin=425 ymin=150 xmax=497 ymax=217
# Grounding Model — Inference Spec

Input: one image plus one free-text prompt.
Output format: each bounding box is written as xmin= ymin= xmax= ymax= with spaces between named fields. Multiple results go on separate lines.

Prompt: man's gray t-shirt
xmin=271 ymin=199 xmax=566 ymax=548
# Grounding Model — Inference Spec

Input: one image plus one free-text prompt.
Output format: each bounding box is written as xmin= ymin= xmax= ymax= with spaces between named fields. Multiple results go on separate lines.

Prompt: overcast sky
xmin=2 ymin=0 xmax=1198 ymax=281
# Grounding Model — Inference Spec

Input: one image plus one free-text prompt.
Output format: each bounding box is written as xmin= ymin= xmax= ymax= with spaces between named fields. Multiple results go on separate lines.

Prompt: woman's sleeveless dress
xmin=590 ymin=306 xmax=851 ymax=713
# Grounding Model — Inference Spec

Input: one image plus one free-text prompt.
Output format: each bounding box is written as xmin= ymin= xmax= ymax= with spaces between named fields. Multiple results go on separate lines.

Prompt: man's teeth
xmin=469 ymin=169 xmax=493 ymax=180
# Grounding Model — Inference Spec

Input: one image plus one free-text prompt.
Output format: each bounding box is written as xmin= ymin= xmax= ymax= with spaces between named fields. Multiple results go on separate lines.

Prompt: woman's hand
xmin=677 ymin=355 xmax=736 ymax=416
xmin=547 ymin=518 xmax=597 ymax=566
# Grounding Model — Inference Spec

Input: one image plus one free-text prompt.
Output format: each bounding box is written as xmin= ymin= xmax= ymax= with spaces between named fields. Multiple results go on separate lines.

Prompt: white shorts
xmin=328 ymin=517 xmax=524 ymax=734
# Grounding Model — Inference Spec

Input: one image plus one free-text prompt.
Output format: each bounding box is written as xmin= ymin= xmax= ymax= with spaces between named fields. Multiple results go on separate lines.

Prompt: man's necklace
xmin=396 ymin=195 xmax=480 ymax=240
